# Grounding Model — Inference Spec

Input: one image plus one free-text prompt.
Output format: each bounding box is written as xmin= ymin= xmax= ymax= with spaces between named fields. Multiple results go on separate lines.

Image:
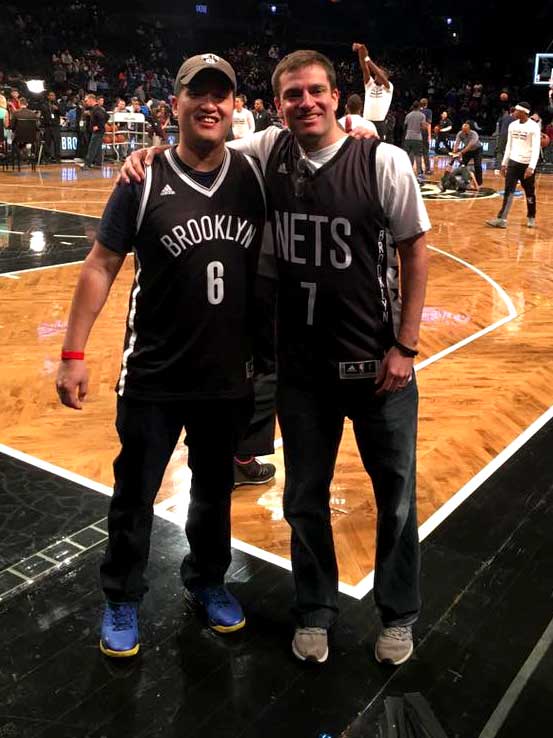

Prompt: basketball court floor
xmin=0 ymin=156 xmax=552 ymax=737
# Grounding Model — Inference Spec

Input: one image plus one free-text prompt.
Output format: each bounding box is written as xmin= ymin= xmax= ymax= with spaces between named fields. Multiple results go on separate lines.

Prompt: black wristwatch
xmin=394 ymin=340 xmax=419 ymax=358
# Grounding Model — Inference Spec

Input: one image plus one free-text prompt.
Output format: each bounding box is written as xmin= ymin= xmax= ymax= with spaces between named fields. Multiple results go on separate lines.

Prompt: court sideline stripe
xmin=478 ymin=613 xmax=553 ymax=738
xmin=415 ymin=245 xmax=517 ymax=372
xmin=2 ymin=404 xmax=552 ymax=600
xmin=349 ymin=403 xmax=553 ymax=599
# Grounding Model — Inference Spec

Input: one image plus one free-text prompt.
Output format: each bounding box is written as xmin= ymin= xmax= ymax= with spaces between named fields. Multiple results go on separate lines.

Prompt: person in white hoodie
xmin=486 ymin=101 xmax=541 ymax=229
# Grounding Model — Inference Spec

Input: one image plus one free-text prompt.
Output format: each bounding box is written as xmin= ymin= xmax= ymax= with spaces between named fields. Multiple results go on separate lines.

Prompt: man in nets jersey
xmin=120 ymin=49 xmax=430 ymax=668
xmin=56 ymin=54 xmax=266 ymax=657
xmin=353 ymin=41 xmax=394 ymax=140
xmin=486 ymin=101 xmax=541 ymax=229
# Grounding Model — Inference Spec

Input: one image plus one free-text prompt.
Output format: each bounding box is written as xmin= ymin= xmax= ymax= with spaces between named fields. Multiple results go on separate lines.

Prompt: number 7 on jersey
xmin=301 ymin=281 xmax=317 ymax=326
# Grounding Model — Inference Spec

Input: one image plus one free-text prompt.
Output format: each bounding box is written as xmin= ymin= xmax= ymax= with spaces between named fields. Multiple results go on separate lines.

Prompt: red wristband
xmin=61 ymin=350 xmax=85 ymax=360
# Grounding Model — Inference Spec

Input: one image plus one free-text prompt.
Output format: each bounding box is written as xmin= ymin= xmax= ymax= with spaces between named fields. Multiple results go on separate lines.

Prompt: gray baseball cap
xmin=174 ymin=54 xmax=237 ymax=95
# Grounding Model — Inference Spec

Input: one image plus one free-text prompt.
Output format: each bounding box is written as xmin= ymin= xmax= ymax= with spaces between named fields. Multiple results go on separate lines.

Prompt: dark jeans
xmin=76 ymin=130 xmax=89 ymax=160
xmin=421 ymin=134 xmax=431 ymax=171
xmin=44 ymin=126 xmax=60 ymax=160
xmin=495 ymin=133 xmax=508 ymax=169
xmin=461 ymin=146 xmax=483 ymax=185
xmin=100 ymin=394 xmax=253 ymax=602
xmin=85 ymin=131 xmax=103 ymax=167
xmin=277 ymin=376 xmax=420 ymax=629
xmin=237 ymin=276 xmax=277 ymax=457
xmin=498 ymin=159 xmax=536 ymax=219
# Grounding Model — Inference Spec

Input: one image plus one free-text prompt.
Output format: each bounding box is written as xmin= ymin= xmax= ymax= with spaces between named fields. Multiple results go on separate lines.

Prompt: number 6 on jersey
xmin=207 ymin=261 xmax=224 ymax=305
xmin=301 ymin=281 xmax=317 ymax=325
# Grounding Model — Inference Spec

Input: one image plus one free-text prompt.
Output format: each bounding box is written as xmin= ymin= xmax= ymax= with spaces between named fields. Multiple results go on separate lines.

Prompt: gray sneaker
xmin=292 ymin=627 xmax=328 ymax=663
xmin=375 ymin=626 xmax=413 ymax=665
xmin=486 ymin=218 xmax=507 ymax=228
xmin=527 ymin=217 xmax=536 ymax=228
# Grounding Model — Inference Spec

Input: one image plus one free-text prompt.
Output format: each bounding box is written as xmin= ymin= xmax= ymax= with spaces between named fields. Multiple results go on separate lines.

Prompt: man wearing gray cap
xmin=56 ymin=54 xmax=267 ymax=657
xmin=487 ymin=101 xmax=541 ymax=228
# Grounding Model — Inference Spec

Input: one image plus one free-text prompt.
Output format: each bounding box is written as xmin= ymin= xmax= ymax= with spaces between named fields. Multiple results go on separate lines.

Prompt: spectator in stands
xmin=8 ymin=89 xmax=21 ymax=114
xmin=61 ymin=49 xmax=73 ymax=67
xmin=0 ymin=94 xmax=11 ymax=137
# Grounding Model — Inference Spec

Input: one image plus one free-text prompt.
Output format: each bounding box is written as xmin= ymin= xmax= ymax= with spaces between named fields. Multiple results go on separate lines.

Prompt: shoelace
xmin=110 ymin=604 xmax=136 ymax=631
xmin=382 ymin=626 xmax=411 ymax=641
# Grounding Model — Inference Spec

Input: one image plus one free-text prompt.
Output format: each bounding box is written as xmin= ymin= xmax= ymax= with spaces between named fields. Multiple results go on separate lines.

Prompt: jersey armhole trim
xmin=136 ymin=165 xmax=152 ymax=233
xmin=244 ymin=154 xmax=267 ymax=219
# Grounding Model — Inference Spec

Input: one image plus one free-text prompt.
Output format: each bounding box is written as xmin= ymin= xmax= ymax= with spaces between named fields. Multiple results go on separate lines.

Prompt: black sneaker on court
xmin=234 ymin=457 xmax=276 ymax=486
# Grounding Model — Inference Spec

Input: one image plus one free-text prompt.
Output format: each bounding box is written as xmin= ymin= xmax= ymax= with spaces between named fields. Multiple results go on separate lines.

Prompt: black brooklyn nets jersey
xmin=111 ymin=147 xmax=266 ymax=401
xmin=265 ymin=132 xmax=396 ymax=383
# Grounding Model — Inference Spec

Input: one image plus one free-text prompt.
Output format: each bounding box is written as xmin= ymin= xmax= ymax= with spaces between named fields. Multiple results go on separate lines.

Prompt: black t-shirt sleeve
xmin=97 ymin=182 xmax=142 ymax=254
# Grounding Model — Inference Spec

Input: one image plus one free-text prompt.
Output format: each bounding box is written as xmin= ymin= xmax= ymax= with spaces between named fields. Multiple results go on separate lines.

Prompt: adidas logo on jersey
xmin=160 ymin=184 xmax=175 ymax=196
xmin=277 ymin=163 xmax=288 ymax=174
xmin=339 ymin=360 xmax=380 ymax=379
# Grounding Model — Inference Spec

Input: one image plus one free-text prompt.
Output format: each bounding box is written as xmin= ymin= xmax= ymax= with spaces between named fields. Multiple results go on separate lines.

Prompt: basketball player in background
xmin=338 ymin=93 xmax=378 ymax=135
xmin=487 ymin=101 xmax=541 ymax=229
xmin=120 ymin=49 xmax=430 ymax=669
xmin=232 ymin=94 xmax=255 ymax=139
xmin=352 ymin=41 xmax=393 ymax=139
xmin=56 ymin=54 xmax=267 ymax=657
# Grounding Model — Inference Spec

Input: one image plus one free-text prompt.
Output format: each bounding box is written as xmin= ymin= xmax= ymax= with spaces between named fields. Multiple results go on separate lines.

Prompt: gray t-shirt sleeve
xmin=376 ymin=143 xmax=431 ymax=242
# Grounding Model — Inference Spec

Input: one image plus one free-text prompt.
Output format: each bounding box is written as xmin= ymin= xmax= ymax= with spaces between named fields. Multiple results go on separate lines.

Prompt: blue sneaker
xmin=99 ymin=602 xmax=140 ymax=657
xmin=184 ymin=585 xmax=246 ymax=633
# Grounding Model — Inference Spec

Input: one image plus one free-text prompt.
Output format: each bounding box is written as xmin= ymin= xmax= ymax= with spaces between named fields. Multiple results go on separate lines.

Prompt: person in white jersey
xmin=486 ymin=101 xmax=541 ymax=229
xmin=338 ymin=93 xmax=378 ymax=135
xmin=232 ymin=94 xmax=255 ymax=139
xmin=353 ymin=41 xmax=393 ymax=140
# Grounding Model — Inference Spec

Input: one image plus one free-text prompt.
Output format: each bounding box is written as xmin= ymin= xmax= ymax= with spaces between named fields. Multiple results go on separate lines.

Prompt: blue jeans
xmin=85 ymin=132 xmax=103 ymax=167
xmin=278 ymin=376 xmax=421 ymax=628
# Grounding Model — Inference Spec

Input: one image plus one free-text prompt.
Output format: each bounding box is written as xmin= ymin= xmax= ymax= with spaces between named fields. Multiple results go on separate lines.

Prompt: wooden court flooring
xmin=0 ymin=159 xmax=552 ymax=588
